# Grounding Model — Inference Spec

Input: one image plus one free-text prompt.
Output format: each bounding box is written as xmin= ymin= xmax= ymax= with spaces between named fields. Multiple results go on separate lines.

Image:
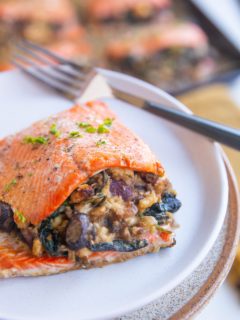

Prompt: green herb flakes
xmin=96 ymin=139 xmax=107 ymax=147
xmin=50 ymin=123 xmax=61 ymax=137
xmin=85 ymin=126 xmax=97 ymax=133
xmin=77 ymin=122 xmax=97 ymax=133
xmin=78 ymin=120 xmax=113 ymax=134
xmin=4 ymin=179 xmax=17 ymax=192
xmin=78 ymin=122 xmax=90 ymax=128
xmin=97 ymin=124 xmax=110 ymax=134
xmin=14 ymin=210 xmax=27 ymax=224
xmin=69 ymin=131 xmax=83 ymax=138
xmin=103 ymin=118 xmax=114 ymax=127
xmin=23 ymin=136 xmax=49 ymax=145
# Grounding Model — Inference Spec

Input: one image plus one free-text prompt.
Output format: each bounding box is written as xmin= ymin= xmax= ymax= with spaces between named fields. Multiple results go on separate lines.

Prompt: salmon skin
xmin=0 ymin=100 xmax=176 ymax=278
xmin=0 ymin=227 xmax=173 ymax=278
xmin=0 ymin=231 xmax=75 ymax=278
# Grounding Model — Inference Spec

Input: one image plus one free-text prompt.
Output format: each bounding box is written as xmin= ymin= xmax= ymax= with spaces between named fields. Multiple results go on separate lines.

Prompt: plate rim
xmin=0 ymin=69 xmax=230 ymax=320
xmin=170 ymin=152 xmax=240 ymax=320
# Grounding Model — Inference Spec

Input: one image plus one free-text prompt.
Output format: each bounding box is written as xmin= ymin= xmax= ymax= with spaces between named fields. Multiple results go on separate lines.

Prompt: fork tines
xmin=11 ymin=40 xmax=94 ymax=100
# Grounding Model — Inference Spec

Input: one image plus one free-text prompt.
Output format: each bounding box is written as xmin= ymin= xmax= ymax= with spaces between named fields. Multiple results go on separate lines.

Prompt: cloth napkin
xmin=178 ymin=84 xmax=240 ymax=186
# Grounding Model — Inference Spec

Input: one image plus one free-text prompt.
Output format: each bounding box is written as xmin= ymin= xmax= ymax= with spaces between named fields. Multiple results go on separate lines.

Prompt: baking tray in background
xmin=174 ymin=0 xmax=240 ymax=96
xmin=0 ymin=0 xmax=240 ymax=96
xmin=78 ymin=0 xmax=240 ymax=96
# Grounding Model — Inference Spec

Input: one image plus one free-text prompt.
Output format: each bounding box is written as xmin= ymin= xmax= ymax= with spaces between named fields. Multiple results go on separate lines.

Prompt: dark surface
xmin=169 ymin=0 xmax=240 ymax=96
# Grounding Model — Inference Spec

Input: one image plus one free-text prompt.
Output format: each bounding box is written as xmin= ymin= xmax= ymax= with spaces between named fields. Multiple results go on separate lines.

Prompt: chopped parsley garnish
xmin=96 ymin=139 xmax=107 ymax=147
xmin=78 ymin=122 xmax=97 ymax=133
xmin=4 ymin=178 xmax=17 ymax=192
xmin=23 ymin=136 xmax=49 ymax=145
xmin=78 ymin=122 xmax=90 ymax=128
xmin=14 ymin=210 xmax=26 ymax=224
xmin=27 ymin=172 xmax=33 ymax=177
xmin=85 ymin=126 xmax=97 ymax=133
xmin=78 ymin=118 xmax=114 ymax=135
xmin=97 ymin=118 xmax=114 ymax=133
xmin=69 ymin=131 xmax=83 ymax=138
xmin=103 ymin=118 xmax=114 ymax=127
xmin=97 ymin=124 xmax=110 ymax=134
xmin=50 ymin=123 xmax=61 ymax=138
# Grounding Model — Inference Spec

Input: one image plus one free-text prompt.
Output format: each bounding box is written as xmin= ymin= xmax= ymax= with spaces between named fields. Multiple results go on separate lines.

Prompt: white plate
xmin=0 ymin=70 xmax=228 ymax=320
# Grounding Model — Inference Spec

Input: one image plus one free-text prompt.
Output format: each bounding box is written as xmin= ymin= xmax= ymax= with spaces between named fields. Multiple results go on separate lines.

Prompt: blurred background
xmin=0 ymin=0 xmax=239 ymax=94
xmin=0 ymin=0 xmax=240 ymax=318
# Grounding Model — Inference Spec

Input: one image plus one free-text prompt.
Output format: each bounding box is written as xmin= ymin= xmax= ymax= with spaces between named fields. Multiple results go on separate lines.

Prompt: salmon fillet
xmin=87 ymin=0 xmax=171 ymax=21
xmin=0 ymin=0 xmax=75 ymax=23
xmin=0 ymin=231 xmax=75 ymax=278
xmin=107 ymin=22 xmax=208 ymax=61
xmin=0 ymin=101 xmax=164 ymax=226
xmin=0 ymin=100 xmax=181 ymax=278
xmin=0 ymin=228 xmax=173 ymax=278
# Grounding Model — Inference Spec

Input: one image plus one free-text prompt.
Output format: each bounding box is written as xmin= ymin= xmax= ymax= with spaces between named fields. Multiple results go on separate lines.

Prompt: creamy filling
xmin=0 ymin=169 xmax=181 ymax=260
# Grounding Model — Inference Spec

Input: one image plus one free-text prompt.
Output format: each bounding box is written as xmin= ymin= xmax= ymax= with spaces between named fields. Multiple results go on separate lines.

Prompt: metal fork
xmin=11 ymin=40 xmax=240 ymax=150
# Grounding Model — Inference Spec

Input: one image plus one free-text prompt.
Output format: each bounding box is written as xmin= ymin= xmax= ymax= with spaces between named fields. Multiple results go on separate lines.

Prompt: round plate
xmin=0 ymin=70 xmax=228 ymax=320
xmin=172 ymin=157 xmax=240 ymax=319
xmin=119 ymin=156 xmax=240 ymax=319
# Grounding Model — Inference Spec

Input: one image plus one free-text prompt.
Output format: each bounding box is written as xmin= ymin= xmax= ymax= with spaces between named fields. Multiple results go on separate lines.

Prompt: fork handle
xmin=145 ymin=101 xmax=240 ymax=150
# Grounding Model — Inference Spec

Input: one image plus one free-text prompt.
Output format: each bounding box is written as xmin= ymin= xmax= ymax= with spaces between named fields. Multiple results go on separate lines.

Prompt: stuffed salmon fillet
xmin=106 ymin=22 xmax=216 ymax=92
xmin=0 ymin=100 xmax=181 ymax=278
xmin=86 ymin=0 xmax=171 ymax=22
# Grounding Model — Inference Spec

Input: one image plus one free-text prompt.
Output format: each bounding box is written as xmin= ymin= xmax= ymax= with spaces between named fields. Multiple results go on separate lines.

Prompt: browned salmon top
xmin=87 ymin=0 xmax=171 ymax=21
xmin=107 ymin=22 xmax=208 ymax=61
xmin=0 ymin=101 xmax=164 ymax=226
xmin=0 ymin=0 xmax=75 ymax=23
